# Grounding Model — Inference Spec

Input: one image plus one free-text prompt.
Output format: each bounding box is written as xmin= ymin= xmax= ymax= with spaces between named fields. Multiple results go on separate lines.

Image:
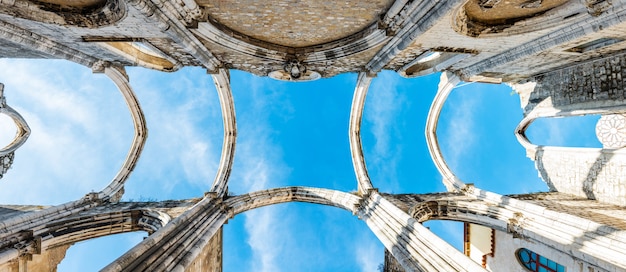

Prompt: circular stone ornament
xmin=596 ymin=114 xmax=626 ymax=148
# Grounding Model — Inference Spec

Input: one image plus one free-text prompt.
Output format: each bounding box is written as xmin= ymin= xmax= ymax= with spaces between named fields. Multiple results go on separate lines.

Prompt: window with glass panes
xmin=517 ymin=248 xmax=565 ymax=272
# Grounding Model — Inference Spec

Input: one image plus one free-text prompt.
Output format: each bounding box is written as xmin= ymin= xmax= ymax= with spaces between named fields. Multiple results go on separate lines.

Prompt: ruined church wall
xmin=534 ymin=149 xmax=626 ymax=206
xmin=522 ymin=52 xmax=626 ymax=115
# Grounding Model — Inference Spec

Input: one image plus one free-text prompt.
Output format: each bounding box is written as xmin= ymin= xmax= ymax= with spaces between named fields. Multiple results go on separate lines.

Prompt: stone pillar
xmin=357 ymin=191 xmax=486 ymax=272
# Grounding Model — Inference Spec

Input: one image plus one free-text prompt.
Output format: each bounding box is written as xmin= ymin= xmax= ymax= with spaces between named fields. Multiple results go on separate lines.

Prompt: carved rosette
xmin=595 ymin=114 xmax=626 ymax=149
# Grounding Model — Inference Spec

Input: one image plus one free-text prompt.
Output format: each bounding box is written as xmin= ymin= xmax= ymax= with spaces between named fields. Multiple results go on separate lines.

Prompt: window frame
xmin=516 ymin=248 xmax=565 ymax=272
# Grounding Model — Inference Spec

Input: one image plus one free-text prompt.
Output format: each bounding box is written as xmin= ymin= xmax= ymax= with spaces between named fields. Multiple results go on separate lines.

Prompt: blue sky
xmin=0 ymin=59 xmax=598 ymax=271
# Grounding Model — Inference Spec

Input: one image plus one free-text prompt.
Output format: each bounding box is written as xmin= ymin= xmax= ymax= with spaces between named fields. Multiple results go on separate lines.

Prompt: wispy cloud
xmin=365 ymin=71 xmax=405 ymax=192
xmin=438 ymin=84 xmax=480 ymax=175
xmin=226 ymin=74 xmax=292 ymax=272
xmin=355 ymin=234 xmax=383 ymax=271
xmin=120 ymin=68 xmax=223 ymax=198
xmin=0 ymin=59 xmax=132 ymax=204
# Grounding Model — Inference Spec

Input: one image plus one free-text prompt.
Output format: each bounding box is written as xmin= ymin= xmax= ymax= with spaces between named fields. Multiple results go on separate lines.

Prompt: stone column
xmin=357 ymin=190 xmax=486 ymax=271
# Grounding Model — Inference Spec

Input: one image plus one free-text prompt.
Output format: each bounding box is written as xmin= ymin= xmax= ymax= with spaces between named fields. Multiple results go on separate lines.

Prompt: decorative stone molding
xmin=459 ymin=3 xmax=626 ymax=77
xmin=507 ymin=212 xmax=526 ymax=238
xmin=366 ymin=0 xmax=465 ymax=73
xmin=0 ymin=0 xmax=126 ymax=28
xmin=268 ymin=60 xmax=321 ymax=81
xmin=452 ymin=0 xmax=576 ymax=38
xmin=586 ymin=0 xmax=613 ymax=16
xmin=0 ymin=21 xmax=98 ymax=67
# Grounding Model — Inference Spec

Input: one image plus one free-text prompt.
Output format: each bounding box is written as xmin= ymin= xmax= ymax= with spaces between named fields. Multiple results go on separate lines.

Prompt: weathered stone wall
xmin=486 ymin=229 xmax=593 ymax=272
xmin=522 ymin=52 xmax=626 ymax=115
xmin=511 ymin=192 xmax=626 ymax=230
xmin=0 ymin=244 xmax=70 ymax=272
xmin=199 ymin=0 xmax=393 ymax=47
xmin=534 ymin=149 xmax=626 ymax=206
xmin=185 ymin=227 xmax=222 ymax=272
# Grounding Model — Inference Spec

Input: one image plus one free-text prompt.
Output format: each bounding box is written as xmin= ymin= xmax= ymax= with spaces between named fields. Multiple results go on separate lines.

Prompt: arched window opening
xmin=422 ymin=220 xmax=465 ymax=252
xmin=525 ymin=115 xmax=601 ymax=148
xmin=57 ymin=231 xmax=146 ymax=270
xmin=517 ymin=248 xmax=565 ymax=272
xmin=223 ymin=203 xmax=383 ymax=271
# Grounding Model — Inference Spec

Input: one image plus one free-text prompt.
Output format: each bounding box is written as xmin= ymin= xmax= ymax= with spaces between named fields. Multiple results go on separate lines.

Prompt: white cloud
xmin=438 ymin=84 xmax=479 ymax=173
xmin=226 ymin=74 xmax=292 ymax=271
xmin=119 ymin=67 xmax=223 ymax=198
xmin=243 ymin=207 xmax=287 ymax=272
xmin=0 ymin=59 xmax=131 ymax=204
xmin=365 ymin=71 xmax=405 ymax=191
xmin=355 ymin=234 xmax=383 ymax=272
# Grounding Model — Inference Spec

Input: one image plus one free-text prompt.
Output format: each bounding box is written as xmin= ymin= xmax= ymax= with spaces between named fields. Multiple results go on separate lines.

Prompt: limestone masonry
xmin=1 ymin=0 xmax=626 ymax=271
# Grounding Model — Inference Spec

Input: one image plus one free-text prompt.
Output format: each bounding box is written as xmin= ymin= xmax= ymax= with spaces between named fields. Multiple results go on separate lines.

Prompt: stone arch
xmin=425 ymin=72 xmax=467 ymax=191
xmin=97 ymin=64 xmax=147 ymax=202
xmin=349 ymin=73 xmax=375 ymax=194
xmin=225 ymin=186 xmax=361 ymax=215
xmin=101 ymin=187 xmax=360 ymax=271
xmin=0 ymin=0 xmax=126 ymax=28
xmin=0 ymin=83 xmax=31 ymax=179
xmin=452 ymin=0 xmax=586 ymax=38
xmin=43 ymin=208 xmax=170 ymax=250
xmin=515 ymin=108 xmax=626 ymax=206
xmin=207 ymin=69 xmax=236 ymax=197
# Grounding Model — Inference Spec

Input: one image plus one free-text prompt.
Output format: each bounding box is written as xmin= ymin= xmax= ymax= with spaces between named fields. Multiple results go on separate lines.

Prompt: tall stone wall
xmin=184 ymin=227 xmax=222 ymax=272
xmin=0 ymin=244 xmax=70 ymax=272
xmin=522 ymin=52 xmax=626 ymax=115
xmin=511 ymin=192 xmax=626 ymax=230
xmin=534 ymin=149 xmax=626 ymax=206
